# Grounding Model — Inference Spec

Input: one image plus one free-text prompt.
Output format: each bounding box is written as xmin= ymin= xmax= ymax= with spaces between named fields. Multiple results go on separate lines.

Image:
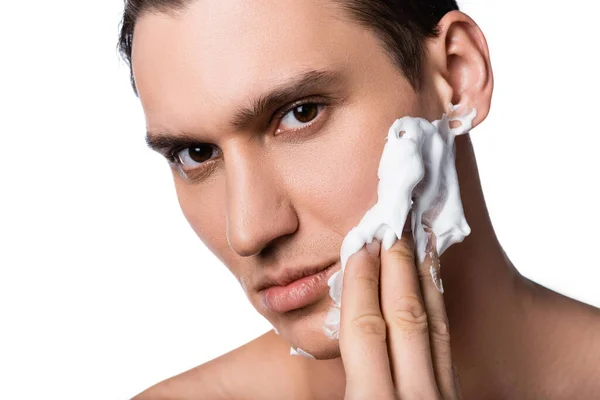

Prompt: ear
xmin=422 ymin=10 xmax=494 ymax=129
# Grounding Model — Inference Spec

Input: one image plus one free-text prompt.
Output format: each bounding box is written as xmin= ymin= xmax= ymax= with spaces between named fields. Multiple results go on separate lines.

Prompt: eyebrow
xmin=145 ymin=68 xmax=346 ymax=152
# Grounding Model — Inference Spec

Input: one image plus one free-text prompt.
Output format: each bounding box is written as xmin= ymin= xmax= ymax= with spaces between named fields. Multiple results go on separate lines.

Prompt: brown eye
xmin=176 ymin=145 xmax=216 ymax=168
xmin=279 ymin=103 xmax=324 ymax=132
xmin=189 ymin=146 xmax=212 ymax=163
xmin=293 ymin=104 xmax=319 ymax=123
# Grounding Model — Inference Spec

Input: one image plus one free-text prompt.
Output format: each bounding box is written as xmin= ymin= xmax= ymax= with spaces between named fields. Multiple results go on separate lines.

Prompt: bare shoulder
xmin=529 ymin=280 xmax=600 ymax=398
xmin=568 ymin=298 xmax=600 ymax=397
xmin=131 ymin=330 xmax=314 ymax=400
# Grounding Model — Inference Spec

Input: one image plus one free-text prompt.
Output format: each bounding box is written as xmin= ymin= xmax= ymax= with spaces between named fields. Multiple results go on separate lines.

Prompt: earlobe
xmin=431 ymin=11 xmax=494 ymax=128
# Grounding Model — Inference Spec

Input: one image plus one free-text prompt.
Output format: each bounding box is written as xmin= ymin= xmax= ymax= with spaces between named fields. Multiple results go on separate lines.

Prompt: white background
xmin=0 ymin=1 xmax=598 ymax=399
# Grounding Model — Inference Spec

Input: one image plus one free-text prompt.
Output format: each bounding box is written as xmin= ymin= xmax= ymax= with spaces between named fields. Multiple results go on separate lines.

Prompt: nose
xmin=225 ymin=143 xmax=298 ymax=257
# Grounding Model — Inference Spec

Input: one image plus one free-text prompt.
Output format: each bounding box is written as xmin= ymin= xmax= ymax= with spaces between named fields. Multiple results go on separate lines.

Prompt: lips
xmin=259 ymin=261 xmax=338 ymax=313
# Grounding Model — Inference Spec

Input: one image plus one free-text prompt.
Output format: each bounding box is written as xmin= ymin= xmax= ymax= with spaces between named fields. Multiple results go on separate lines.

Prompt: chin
xmin=278 ymin=301 xmax=343 ymax=360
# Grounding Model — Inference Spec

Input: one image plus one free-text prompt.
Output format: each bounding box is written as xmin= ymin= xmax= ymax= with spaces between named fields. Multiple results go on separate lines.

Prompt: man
xmin=118 ymin=0 xmax=600 ymax=398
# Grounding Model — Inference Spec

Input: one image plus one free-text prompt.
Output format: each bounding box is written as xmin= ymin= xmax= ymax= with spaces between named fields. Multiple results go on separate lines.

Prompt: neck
xmin=439 ymin=133 xmax=534 ymax=396
xmin=441 ymin=133 xmax=525 ymax=308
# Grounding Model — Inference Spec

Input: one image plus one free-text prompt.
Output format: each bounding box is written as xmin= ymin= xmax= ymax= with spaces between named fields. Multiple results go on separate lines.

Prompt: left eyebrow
xmin=145 ymin=68 xmax=347 ymax=152
xmin=229 ymin=68 xmax=346 ymax=131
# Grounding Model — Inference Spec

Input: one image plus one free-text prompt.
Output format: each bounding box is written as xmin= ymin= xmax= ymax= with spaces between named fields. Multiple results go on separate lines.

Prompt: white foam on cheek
xmin=323 ymin=104 xmax=477 ymax=340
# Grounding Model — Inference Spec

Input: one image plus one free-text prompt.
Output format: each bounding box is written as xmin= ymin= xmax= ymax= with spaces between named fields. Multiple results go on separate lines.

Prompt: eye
xmin=277 ymin=102 xmax=325 ymax=133
xmin=174 ymin=145 xmax=218 ymax=170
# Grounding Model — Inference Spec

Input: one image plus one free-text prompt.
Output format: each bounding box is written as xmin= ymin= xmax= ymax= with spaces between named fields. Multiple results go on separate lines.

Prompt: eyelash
xmin=166 ymin=96 xmax=329 ymax=177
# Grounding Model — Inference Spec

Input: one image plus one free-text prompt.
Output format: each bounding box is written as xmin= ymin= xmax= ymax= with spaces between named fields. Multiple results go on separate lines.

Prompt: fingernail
xmin=366 ymin=240 xmax=381 ymax=256
xmin=430 ymin=264 xmax=444 ymax=294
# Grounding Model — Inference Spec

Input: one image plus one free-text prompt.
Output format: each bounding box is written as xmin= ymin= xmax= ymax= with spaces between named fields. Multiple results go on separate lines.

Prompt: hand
xmin=339 ymin=228 xmax=462 ymax=399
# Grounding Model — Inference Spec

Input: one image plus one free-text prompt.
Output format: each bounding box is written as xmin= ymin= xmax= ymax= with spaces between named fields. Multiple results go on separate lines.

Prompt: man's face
xmin=132 ymin=0 xmax=442 ymax=358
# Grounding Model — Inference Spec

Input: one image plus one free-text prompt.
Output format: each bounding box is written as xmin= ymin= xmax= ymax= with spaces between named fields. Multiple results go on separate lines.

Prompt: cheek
xmin=173 ymin=175 xmax=231 ymax=263
xmin=275 ymin=109 xmax=395 ymax=236
xmin=276 ymin=90 xmax=420 ymax=235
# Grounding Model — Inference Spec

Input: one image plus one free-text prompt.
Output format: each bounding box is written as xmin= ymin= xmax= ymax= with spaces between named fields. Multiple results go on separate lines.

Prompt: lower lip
xmin=260 ymin=263 xmax=337 ymax=313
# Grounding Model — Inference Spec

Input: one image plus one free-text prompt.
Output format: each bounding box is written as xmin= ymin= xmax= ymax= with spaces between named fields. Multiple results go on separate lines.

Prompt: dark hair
xmin=117 ymin=0 xmax=459 ymax=97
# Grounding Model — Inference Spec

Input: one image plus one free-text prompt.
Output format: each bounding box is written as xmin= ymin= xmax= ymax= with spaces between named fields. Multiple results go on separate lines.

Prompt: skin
xmin=130 ymin=0 xmax=600 ymax=398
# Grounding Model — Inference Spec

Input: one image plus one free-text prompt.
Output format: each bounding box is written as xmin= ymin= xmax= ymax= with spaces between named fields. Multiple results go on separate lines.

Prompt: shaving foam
xmin=290 ymin=346 xmax=315 ymax=359
xmin=323 ymin=104 xmax=476 ymax=340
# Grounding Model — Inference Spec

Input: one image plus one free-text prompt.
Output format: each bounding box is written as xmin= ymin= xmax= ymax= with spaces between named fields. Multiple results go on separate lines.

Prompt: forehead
xmin=131 ymin=0 xmax=380 ymax=131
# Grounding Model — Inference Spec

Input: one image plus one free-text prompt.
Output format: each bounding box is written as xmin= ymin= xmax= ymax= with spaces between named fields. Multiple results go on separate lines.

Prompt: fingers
xmin=380 ymin=230 xmax=441 ymax=399
xmin=339 ymin=227 xmax=460 ymax=399
xmin=339 ymin=241 xmax=395 ymax=399
xmin=419 ymin=230 xmax=459 ymax=399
